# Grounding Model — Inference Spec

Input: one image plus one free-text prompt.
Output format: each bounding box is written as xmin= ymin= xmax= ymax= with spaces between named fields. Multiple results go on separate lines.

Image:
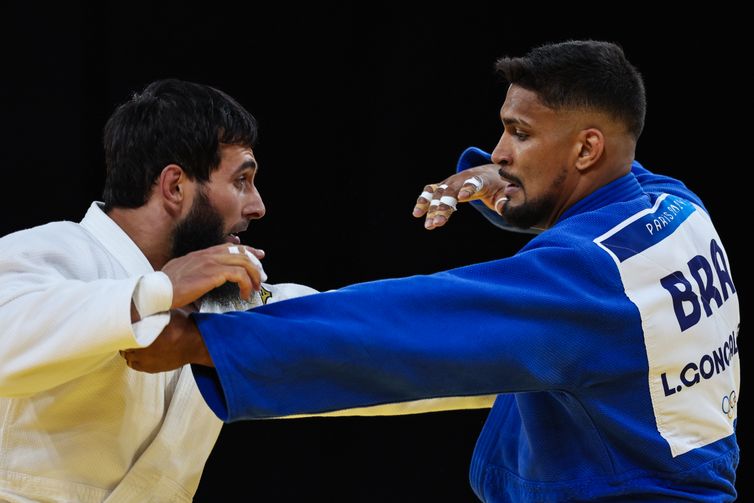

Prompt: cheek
xmin=212 ymin=190 xmax=242 ymax=218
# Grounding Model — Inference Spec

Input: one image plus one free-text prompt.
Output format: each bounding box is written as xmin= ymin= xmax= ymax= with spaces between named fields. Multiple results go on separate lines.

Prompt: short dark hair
xmin=494 ymin=40 xmax=646 ymax=139
xmin=102 ymin=79 xmax=258 ymax=209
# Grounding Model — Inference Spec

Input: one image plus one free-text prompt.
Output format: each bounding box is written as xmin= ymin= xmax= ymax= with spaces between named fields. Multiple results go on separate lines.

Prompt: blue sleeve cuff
xmin=191 ymin=363 xmax=229 ymax=421
xmin=190 ymin=311 xmax=232 ymax=421
xmin=456 ymin=147 xmax=538 ymax=234
xmin=456 ymin=146 xmax=493 ymax=173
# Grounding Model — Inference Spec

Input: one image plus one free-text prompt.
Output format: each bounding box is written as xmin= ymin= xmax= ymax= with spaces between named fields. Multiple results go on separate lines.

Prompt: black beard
xmin=171 ymin=189 xmax=243 ymax=308
xmin=502 ymin=167 xmax=567 ymax=229
xmin=501 ymin=194 xmax=557 ymax=229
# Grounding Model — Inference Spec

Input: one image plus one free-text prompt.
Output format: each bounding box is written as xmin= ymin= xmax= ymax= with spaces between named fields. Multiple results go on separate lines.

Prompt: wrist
xmin=187 ymin=318 xmax=214 ymax=367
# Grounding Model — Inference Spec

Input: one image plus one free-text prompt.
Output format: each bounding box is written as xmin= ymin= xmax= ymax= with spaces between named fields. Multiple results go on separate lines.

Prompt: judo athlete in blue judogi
xmin=125 ymin=40 xmax=740 ymax=502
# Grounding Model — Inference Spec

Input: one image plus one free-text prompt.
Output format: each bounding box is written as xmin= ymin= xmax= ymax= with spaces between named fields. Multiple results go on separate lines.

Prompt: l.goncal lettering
xmin=661 ymin=330 xmax=738 ymax=397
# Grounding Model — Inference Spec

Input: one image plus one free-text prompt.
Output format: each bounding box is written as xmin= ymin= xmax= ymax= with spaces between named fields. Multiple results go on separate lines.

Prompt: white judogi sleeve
xmin=0 ymin=237 xmax=170 ymax=397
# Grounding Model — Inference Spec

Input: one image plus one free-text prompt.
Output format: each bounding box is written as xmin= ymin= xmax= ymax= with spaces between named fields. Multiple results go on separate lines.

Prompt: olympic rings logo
xmin=721 ymin=390 xmax=737 ymax=418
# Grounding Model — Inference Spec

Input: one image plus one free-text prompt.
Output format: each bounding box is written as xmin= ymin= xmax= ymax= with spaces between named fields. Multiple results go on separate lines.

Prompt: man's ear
xmin=575 ymin=128 xmax=604 ymax=171
xmin=158 ymin=164 xmax=187 ymax=216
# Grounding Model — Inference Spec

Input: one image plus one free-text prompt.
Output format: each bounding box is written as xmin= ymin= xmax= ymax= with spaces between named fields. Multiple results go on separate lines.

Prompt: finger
xmin=425 ymin=189 xmax=457 ymax=230
xmin=425 ymin=205 xmax=454 ymax=229
xmin=458 ymin=175 xmax=484 ymax=201
xmin=494 ymin=195 xmax=509 ymax=216
xmin=245 ymin=246 xmax=265 ymax=259
xmin=216 ymin=265 xmax=256 ymax=300
xmin=190 ymin=249 xmax=262 ymax=301
xmin=412 ymin=184 xmax=436 ymax=217
xmin=217 ymin=258 xmax=261 ymax=296
xmin=125 ymin=356 xmax=151 ymax=374
xmin=225 ymin=245 xmax=266 ymax=285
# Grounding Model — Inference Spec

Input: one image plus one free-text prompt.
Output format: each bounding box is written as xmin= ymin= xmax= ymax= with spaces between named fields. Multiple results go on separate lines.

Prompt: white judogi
xmin=0 ymin=202 xmax=316 ymax=502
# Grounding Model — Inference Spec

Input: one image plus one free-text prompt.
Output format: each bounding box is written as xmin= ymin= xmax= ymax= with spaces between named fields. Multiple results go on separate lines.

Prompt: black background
xmin=3 ymin=3 xmax=747 ymax=502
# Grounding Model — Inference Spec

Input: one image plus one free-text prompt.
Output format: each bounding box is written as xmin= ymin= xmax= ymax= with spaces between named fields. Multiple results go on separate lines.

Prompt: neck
xmin=545 ymin=140 xmax=636 ymax=229
xmin=107 ymin=201 xmax=173 ymax=270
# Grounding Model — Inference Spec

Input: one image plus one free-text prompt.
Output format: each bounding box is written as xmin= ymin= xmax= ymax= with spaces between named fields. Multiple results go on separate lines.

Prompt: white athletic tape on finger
xmin=438 ymin=184 xmax=448 ymax=190
xmin=463 ymin=176 xmax=484 ymax=192
xmin=429 ymin=199 xmax=441 ymax=206
xmin=419 ymin=191 xmax=434 ymax=201
xmin=439 ymin=195 xmax=457 ymax=210
xmin=228 ymin=245 xmax=240 ymax=254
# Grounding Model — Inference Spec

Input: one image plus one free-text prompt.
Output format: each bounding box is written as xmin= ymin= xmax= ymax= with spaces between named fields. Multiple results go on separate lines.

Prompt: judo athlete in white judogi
xmin=0 ymin=79 xmax=491 ymax=503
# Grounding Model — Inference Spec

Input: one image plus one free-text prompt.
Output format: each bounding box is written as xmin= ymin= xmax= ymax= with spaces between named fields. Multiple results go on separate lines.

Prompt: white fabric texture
xmin=0 ymin=202 xmax=310 ymax=502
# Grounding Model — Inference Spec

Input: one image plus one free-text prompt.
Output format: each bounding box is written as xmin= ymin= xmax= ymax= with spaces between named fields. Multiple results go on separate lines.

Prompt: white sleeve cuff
xmin=132 ymin=272 xmax=173 ymax=318
xmin=131 ymin=312 xmax=171 ymax=347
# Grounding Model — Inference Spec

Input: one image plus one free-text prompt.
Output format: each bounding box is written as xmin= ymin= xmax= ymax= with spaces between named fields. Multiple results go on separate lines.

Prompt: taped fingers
xmin=463 ymin=176 xmax=484 ymax=192
xmin=413 ymin=184 xmax=437 ymax=217
xmin=439 ymin=195 xmax=457 ymax=211
xmin=458 ymin=175 xmax=484 ymax=200
xmin=425 ymin=189 xmax=457 ymax=230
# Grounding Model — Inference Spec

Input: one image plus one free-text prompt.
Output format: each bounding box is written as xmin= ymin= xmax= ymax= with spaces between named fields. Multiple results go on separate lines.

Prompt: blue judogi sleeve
xmin=191 ymin=234 xmax=637 ymax=421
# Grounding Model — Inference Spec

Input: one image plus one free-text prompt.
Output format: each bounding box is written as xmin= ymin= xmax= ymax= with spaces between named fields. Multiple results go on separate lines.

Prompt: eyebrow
xmin=232 ymin=159 xmax=258 ymax=175
xmin=502 ymin=117 xmax=532 ymax=128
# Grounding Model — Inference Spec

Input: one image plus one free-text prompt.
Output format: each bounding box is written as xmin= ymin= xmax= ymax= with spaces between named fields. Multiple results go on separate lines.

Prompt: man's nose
xmin=244 ymin=189 xmax=266 ymax=220
xmin=491 ymin=135 xmax=511 ymax=166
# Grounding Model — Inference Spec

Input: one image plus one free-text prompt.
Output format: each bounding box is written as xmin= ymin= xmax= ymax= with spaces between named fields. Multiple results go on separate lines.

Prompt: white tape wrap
xmin=439 ymin=195 xmax=458 ymax=210
xmin=419 ymin=190 xmax=434 ymax=201
xmin=463 ymin=176 xmax=484 ymax=193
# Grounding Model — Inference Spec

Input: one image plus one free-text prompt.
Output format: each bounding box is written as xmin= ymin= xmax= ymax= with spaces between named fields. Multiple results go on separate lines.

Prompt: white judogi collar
xmin=80 ymin=202 xmax=154 ymax=275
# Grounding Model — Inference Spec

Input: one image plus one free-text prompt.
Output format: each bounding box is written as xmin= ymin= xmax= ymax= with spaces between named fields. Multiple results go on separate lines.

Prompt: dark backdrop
xmin=3 ymin=3 xmax=747 ymax=502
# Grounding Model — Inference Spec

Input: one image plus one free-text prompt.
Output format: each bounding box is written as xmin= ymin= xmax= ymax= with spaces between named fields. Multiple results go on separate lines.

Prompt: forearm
xmin=124 ymin=309 xmax=213 ymax=373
